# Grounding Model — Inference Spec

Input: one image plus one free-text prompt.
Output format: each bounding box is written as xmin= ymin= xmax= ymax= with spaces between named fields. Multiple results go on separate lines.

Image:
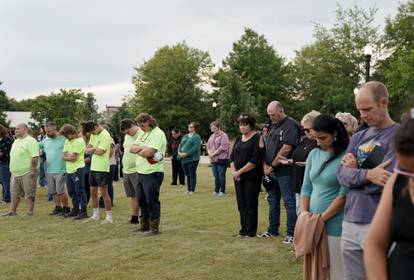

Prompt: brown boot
xmin=144 ymin=218 xmax=160 ymax=237
xmin=131 ymin=216 xmax=150 ymax=232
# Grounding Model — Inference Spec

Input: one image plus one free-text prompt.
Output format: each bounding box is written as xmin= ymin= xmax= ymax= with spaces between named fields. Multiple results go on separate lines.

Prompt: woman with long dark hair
xmin=297 ymin=114 xmax=349 ymax=280
xmin=365 ymin=117 xmax=414 ymax=280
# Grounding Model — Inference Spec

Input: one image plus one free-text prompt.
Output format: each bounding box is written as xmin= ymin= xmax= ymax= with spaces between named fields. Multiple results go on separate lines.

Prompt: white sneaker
xmin=218 ymin=192 xmax=225 ymax=196
xmin=100 ymin=218 xmax=113 ymax=224
xmin=212 ymin=192 xmax=218 ymax=196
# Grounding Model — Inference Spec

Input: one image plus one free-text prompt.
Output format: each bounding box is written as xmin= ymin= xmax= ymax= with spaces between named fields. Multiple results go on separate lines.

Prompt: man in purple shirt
xmin=337 ymin=81 xmax=399 ymax=280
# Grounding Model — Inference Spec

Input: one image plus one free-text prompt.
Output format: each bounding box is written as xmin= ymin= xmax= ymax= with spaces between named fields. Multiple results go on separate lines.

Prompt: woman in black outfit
xmin=365 ymin=117 xmax=414 ymax=280
xmin=279 ymin=111 xmax=319 ymax=215
xmin=230 ymin=113 xmax=264 ymax=238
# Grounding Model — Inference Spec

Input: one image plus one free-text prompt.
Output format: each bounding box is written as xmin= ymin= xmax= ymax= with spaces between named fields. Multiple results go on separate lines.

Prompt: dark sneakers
xmin=49 ymin=206 xmax=63 ymax=216
xmin=63 ymin=207 xmax=79 ymax=218
xmin=74 ymin=208 xmax=88 ymax=220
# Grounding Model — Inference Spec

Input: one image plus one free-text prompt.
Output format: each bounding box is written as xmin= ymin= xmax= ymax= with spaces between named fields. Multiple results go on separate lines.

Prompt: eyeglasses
xmin=303 ymin=128 xmax=311 ymax=133
xmin=394 ymin=161 xmax=414 ymax=179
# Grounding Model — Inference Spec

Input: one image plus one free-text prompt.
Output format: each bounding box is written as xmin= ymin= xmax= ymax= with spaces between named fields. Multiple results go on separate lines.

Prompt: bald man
xmin=2 ymin=124 xmax=39 ymax=216
xmin=337 ymin=81 xmax=399 ymax=280
xmin=260 ymin=100 xmax=300 ymax=244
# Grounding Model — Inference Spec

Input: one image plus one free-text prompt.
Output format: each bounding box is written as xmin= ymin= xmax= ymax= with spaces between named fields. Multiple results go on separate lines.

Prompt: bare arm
xmin=85 ymin=144 xmax=95 ymax=155
xmin=63 ymin=152 xmax=78 ymax=162
xmin=300 ymin=197 xmax=310 ymax=213
xmin=321 ymin=195 xmax=346 ymax=222
xmin=29 ymin=156 xmax=39 ymax=176
xmin=272 ymin=144 xmax=292 ymax=167
xmin=364 ymin=173 xmax=396 ymax=280
xmin=138 ymin=146 xmax=157 ymax=158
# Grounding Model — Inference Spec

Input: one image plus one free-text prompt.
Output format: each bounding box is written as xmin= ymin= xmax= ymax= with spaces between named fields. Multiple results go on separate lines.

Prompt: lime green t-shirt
xmin=63 ymin=137 xmax=86 ymax=174
xmin=9 ymin=136 xmax=40 ymax=177
xmin=89 ymin=128 xmax=111 ymax=172
xmin=135 ymin=127 xmax=167 ymax=174
xmin=122 ymin=130 xmax=139 ymax=174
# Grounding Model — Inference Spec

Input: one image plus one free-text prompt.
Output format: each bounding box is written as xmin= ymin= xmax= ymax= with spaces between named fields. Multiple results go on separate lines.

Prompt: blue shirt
xmin=301 ymin=149 xmax=348 ymax=236
xmin=42 ymin=136 xmax=66 ymax=174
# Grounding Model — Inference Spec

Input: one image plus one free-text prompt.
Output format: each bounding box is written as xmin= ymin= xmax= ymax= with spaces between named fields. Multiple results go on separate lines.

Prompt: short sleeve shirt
xmin=264 ymin=116 xmax=300 ymax=176
xmin=43 ymin=136 xmax=66 ymax=174
xmin=63 ymin=137 xmax=85 ymax=174
xmin=89 ymin=128 xmax=112 ymax=172
xmin=122 ymin=130 xmax=139 ymax=174
xmin=135 ymin=127 xmax=167 ymax=174
xmin=9 ymin=136 xmax=40 ymax=177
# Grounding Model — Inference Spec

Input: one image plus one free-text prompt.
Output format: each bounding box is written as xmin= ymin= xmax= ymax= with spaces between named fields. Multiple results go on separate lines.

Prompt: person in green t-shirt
xmin=2 ymin=123 xmax=39 ymax=216
xmin=130 ymin=113 xmax=166 ymax=236
xmin=61 ymin=124 xmax=88 ymax=220
xmin=43 ymin=122 xmax=70 ymax=217
xmin=120 ymin=119 xmax=140 ymax=224
xmin=81 ymin=121 xmax=113 ymax=224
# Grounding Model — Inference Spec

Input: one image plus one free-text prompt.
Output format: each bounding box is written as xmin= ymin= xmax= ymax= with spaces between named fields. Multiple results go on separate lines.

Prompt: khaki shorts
xmin=11 ymin=171 xmax=38 ymax=199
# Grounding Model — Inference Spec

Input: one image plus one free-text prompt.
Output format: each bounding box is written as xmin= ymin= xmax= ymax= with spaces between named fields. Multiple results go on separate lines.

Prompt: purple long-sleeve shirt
xmin=336 ymin=123 xmax=400 ymax=223
xmin=207 ymin=131 xmax=230 ymax=162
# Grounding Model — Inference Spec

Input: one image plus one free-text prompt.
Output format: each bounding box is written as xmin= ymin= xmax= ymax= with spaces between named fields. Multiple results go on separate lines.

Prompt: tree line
xmin=1 ymin=2 xmax=413 ymax=138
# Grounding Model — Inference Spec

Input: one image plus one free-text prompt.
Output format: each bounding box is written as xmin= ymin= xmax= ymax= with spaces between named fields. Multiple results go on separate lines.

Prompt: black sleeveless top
xmin=388 ymin=175 xmax=414 ymax=280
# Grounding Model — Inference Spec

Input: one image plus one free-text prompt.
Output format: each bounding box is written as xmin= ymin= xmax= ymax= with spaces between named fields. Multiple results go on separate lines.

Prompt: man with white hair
xmin=2 ymin=123 xmax=39 ymax=216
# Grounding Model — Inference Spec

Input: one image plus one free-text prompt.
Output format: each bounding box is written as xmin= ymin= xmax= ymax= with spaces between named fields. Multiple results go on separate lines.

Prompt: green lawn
xmin=0 ymin=164 xmax=302 ymax=280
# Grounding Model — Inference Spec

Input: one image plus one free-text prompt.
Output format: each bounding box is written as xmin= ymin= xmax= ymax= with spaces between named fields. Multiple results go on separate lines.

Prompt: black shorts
xmin=89 ymin=171 xmax=110 ymax=187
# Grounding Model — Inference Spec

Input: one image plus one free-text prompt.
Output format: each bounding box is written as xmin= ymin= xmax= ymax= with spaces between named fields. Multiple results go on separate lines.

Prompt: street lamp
xmin=364 ymin=45 xmax=373 ymax=82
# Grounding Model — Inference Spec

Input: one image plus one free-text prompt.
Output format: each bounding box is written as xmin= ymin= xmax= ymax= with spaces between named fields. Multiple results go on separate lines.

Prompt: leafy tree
xmin=131 ymin=42 xmax=215 ymax=138
xmin=0 ymin=82 xmax=10 ymax=126
xmin=215 ymin=70 xmax=255 ymax=136
xmin=30 ymin=89 xmax=99 ymax=127
xmin=375 ymin=0 xmax=414 ymax=118
xmin=217 ymin=28 xmax=292 ymax=129
xmin=292 ymin=5 xmax=379 ymax=117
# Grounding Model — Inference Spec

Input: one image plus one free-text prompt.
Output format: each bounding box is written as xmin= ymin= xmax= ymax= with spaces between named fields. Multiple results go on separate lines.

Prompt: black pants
xmin=84 ymin=171 xmax=90 ymax=204
xmin=235 ymin=179 xmax=261 ymax=237
xmin=171 ymin=157 xmax=185 ymax=185
xmin=136 ymin=172 xmax=164 ymax=219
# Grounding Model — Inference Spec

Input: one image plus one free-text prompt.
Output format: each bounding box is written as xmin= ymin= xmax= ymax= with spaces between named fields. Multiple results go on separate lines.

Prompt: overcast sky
xmin=0 ymin=0 xmax=401 ymax=110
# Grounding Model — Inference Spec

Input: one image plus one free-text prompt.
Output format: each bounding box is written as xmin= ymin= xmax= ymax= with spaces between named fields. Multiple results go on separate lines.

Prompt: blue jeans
xmin=38 ymin=159 xmax=48 ymax=187
xmin=266 ymin=175 xmax=297 ymax=236
xmin=0 ymin=162 xmax=11 ymax=202
xmin=211 ymin=163 xmax=227 ymax=193
xmin=66 ymin=168 xmax=87 ymax=209
xmin=182 ymin=161 xmax=199 ymax=192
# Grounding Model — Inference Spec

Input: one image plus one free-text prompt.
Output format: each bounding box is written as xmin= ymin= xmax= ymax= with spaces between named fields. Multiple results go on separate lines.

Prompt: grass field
xmin=0 ymin=164 xmax=302 ymax=280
